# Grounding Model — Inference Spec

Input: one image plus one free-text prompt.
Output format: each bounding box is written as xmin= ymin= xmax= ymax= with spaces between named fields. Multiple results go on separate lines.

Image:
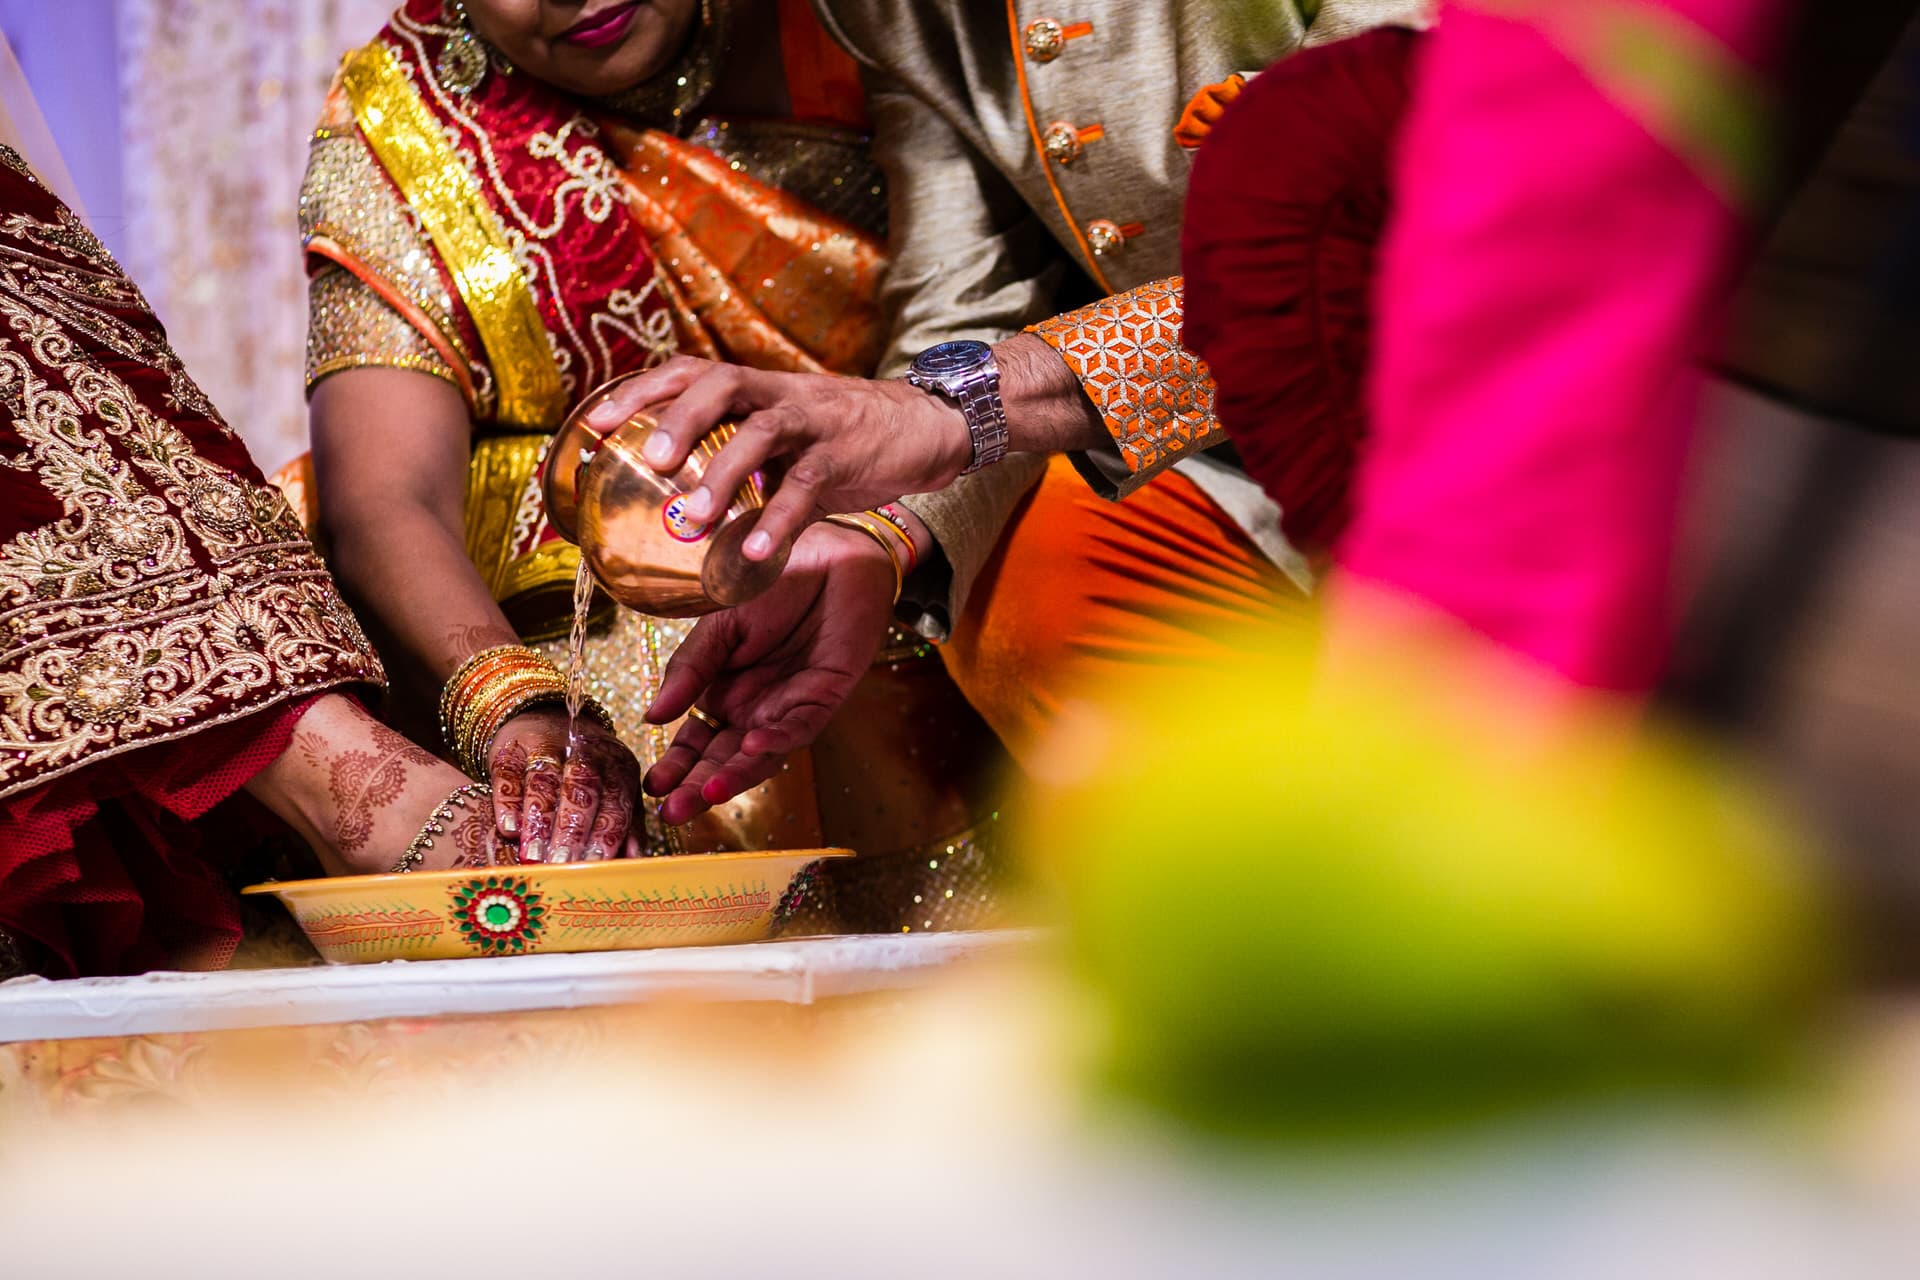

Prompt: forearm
xmin=311 ymin=370 xmax=519 ymax=683
xmin=325 ymin=497 xmax=519 ymax=682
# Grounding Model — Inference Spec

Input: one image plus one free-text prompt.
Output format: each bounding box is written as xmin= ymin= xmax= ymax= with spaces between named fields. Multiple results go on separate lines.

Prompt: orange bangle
xmin=440 ymin=645 xmax=566 ymax=777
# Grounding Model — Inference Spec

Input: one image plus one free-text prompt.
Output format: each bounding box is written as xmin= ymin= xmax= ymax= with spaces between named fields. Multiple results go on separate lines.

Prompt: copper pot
xmin=544 ymin=376 xmax=791 ymax=618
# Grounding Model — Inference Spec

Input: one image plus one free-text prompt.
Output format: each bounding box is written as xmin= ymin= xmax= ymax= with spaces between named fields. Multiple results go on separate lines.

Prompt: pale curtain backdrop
xmin=117 ymin=0 xmax=396 ymax=474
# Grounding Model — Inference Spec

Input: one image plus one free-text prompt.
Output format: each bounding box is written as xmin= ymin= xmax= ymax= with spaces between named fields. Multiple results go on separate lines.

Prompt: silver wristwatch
xmin=905 ymin=340 xmax=1010 ymax=475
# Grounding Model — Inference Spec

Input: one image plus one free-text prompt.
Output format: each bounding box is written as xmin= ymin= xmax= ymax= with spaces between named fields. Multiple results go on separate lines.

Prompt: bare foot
xmin=246 ymin=694 xmax=502 ymax=874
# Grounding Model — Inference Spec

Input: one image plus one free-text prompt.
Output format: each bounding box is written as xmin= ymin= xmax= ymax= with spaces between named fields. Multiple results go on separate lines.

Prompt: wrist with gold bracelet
xmin=439 ymin=644 xmax=564 ymax=777
xmin=824 ymin=512 xmax=905 ymax=604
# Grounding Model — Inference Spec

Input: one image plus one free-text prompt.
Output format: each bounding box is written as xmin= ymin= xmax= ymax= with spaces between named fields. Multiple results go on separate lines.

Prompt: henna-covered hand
xmin=488 ymin=707 xmax=640 ymax=864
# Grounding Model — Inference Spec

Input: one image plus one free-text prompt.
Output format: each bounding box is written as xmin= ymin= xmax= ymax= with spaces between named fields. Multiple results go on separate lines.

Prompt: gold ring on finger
xmin=686 ymin=705 xmax=724 ymax=731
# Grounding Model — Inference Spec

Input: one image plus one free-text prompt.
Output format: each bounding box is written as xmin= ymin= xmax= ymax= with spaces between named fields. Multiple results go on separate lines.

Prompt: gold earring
xmin=437 ymin=0 xmax=490 ymax=95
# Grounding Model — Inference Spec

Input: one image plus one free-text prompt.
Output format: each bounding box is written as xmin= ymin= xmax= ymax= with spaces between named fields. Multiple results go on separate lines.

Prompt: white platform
xmin=0 ymin=929 xmax=1035 ymax=1044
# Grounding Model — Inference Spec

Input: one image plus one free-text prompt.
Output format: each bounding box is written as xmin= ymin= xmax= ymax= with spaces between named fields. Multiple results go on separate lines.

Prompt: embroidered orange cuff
xmin=1028 ymin=277 xmax=1221 ymax=492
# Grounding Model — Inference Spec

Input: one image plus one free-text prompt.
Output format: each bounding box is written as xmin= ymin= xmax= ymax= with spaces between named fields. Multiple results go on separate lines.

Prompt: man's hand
xmin=641 ymin=522 xmax=900 ymax=823
xmin=585 ymin=356 xmax=974 ymax=564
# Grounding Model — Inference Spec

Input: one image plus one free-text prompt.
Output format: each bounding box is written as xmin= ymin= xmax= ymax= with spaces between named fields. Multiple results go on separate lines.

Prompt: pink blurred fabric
xmin=1335 ymin=0 xmax=1788 ymax=693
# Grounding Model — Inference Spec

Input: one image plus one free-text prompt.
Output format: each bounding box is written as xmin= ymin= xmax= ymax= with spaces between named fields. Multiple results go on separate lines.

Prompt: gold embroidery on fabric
xmin=304 ymin=265 xmax=456 ymax=392
xmin=463 ymin=432 xmax=549 ymax=596
xmin=460 ymin=433 xmax=584 ymax=640
xmin=0 ymin=223 xmax=383 ymax=797
xmin=0 ymin=230 xmax=216 ymax=420
xmin=526 ymin=120 xmax=624 ymax=228
xmin=0 ymin=207 xmax=114 ymax=271
xmin=585 ymin=272 xmax=675 ymax=387
xmin=340 ymin=40 xmax=566 ymax=427
xmin=300 ymin=133 xmax=480 ymax=403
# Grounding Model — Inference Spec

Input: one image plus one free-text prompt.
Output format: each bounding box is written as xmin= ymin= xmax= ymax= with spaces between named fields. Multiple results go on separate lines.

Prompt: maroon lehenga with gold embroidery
xmin=0 ymin=150 xmax=384 ymax=978
xmin=290 ymin=0 xmax=1004 ymax=931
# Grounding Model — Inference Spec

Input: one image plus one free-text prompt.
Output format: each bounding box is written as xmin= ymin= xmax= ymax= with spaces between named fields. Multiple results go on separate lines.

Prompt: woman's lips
xmin=560 ymin=2 xmax=641 ymax=48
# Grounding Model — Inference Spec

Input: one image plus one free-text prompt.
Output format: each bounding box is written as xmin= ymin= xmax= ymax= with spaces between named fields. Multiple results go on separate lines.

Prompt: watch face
xmin=912 ymin=339 xmax=992 ymax=379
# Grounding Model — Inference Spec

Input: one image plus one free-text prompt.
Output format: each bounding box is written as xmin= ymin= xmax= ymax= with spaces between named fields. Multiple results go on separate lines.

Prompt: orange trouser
xmin=942 ymin=456 xmax=1311 ymax=766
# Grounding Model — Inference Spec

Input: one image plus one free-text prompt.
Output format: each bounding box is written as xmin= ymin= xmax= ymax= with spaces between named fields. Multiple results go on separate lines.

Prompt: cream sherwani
xmin=813 ymin=0 xmax=1429 ymax=631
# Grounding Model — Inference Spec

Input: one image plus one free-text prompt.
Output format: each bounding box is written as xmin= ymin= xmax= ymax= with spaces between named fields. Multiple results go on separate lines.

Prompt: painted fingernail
xmin=499 ymin=811 xmax=519 ymax=837
xmin=523 ymin=839 xmax=547 ymax=864
xmin=549 ymin=844 xmax=572 ymax=866
xmin=744 ymin=531 xmax=772 ymax=560
xmin=643 ymin=431 xmax=675 ymax=468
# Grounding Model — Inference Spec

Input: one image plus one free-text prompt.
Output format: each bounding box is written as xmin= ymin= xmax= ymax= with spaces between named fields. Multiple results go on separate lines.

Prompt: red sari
xmin=295 ymin=0 xmax=888 ymax=630
xmin=0 ymin=153 xmax=383 ymax=977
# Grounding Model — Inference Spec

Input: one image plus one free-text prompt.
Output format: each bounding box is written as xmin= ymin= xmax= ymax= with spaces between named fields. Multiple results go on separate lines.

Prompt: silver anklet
xmin=390 ymin=782 xmax=493 ymax=874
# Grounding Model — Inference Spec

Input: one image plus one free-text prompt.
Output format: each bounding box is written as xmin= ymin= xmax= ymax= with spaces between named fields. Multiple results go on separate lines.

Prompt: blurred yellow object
xmin=244 ymin=850 xmax=849 ymax=964
xmin=1018 ymin=624 xmax=1841 ymax=1139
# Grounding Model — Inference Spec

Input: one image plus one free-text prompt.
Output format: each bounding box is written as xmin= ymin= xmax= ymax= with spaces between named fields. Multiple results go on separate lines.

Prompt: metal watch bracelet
xmin=907 ymin=341 xmax=1011 ymax=475
xmin=949 ymin=360 xmax=1011 ymax=475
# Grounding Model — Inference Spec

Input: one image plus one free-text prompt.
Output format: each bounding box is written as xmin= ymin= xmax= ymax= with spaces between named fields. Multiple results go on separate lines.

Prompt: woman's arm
xmin=311 ymin=368 xmax=510 ymax=680
xmin=309 ymin=368 xmax=639 ymax=863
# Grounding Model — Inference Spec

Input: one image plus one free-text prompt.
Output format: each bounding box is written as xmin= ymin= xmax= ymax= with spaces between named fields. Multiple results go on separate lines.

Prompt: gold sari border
xmin=339 ymin=40 xmax=566 ymax=426
xmin=306 ymin=352 xmax=460 ymax=395
xmin=464 ymin=432 xmax=551 ymax=598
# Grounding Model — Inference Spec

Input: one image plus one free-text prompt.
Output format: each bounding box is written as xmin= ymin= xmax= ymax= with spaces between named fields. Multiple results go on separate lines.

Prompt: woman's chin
xmin=539 ymin=16 xmax=685 ymax=100
xmin=542 ymin=53 xmax=674 ymax=102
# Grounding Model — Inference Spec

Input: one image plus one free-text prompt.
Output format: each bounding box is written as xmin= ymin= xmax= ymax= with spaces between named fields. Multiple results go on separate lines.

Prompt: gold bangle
xmin=825 ymin=512 xmax=903 ymax=604
xmin=440 ymin=645 xmax=566 ymax=777
xmin=441 ymin=654 xmax=555 ymax=759
xmin=578 ymin=696 xmax=617 ymax=735
xmin=864 ymin=508 xmax=918 ymax=573
xmin=464 ymin=677 xmax=565 ymax=778
xmin=440 ymin=645 xmax=539 ymax=724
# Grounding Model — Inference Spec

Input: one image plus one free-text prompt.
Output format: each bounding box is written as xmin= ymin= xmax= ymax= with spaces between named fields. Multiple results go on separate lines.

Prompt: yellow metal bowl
xmin=242 ymin=850 xmax=852 ymax=965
